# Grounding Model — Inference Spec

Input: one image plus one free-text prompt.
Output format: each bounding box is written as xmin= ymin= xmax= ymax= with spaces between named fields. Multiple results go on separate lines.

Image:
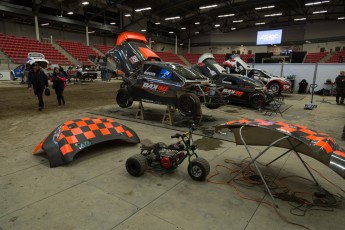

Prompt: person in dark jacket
xmin=335 ymin=70 xmax=345 ymax=104
xmin=28 ymin=63 xmax=49 ymax=111
xmin=51 ymin=67 xmax=66 ymax=106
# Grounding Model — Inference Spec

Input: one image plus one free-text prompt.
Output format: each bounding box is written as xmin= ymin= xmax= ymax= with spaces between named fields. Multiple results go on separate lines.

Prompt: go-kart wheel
xmin=177 ymin=93 xmax=201 ymax=117
xmin=269 ymin=82 xmax=280 ymax=93
xmin=205 ymin=90 xmax=222 ymax=110
xmin=187 ymin=157 xmax=210 ymax=181
xmin=116 ymin=88 xmax=133 ymax=108
xmin=250 ymin=94 xmax=266 ymax=109
xmin=10 ymin=72 xmax=16 ymax=81
xmin=126 ymin=154 xmax=148 ymax=177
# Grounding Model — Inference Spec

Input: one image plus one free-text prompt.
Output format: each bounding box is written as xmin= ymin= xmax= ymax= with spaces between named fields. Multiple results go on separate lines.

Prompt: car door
xmin=221 ymin=76 xmax=246 ymax=103
xmin=132 ymin=64 xmax=182 ymax=105
xmin=13 ymin=65 xmax=24 ymax=78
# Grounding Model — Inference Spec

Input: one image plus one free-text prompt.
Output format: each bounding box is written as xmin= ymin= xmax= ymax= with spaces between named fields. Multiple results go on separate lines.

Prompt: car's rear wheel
xmin=250 ymin=94 xmax=266 ymax=109
xmin=177 ymin=93 xmax=201 ymax=117
xmin=116 ymin=88 xmax=133 ymax=108
xmin=269 ymin=82 xmax=280 ymax=93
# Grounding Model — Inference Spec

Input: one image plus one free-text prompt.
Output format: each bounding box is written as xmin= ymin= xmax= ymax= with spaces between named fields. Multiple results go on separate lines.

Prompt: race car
xmin=10 ymin=52 xmax=49 ymax=80
xmin=76 ymin=65 xmax=99 ymax=81
xmin=193 ymin=53 xmax=271 ymax=109
xmin=107 ymin=32 xmax=224 ymax=117
xmin=224 ymin=54 xmax=292 ymax=93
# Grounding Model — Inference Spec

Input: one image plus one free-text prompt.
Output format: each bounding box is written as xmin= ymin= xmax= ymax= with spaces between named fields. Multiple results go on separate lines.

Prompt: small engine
xmin=160 ymin=151 xmax=183 ymax=169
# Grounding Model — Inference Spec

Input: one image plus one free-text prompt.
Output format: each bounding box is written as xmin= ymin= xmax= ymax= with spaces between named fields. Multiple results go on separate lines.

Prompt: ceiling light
xmin=88 ymin=31 xmax=95 ymax=34
xmin=218 ymin=14 xmax=235 ymax=18
xmin=214 ymin=24 xmax=220 ymax=27
xmin=181 ymin=27 xmax=186 ymax=30
xmin=264 ymin=13 xmax=282 ymax=17
xmin=67 ymin=12 xmax=73 ymax=15
xmin=313 ymin=10 xmax=327 ymax=14
xmin=124 ymin=14 xmax=131 ymax=17
xmin=141 ymin=29 xmax=146 ymax=32
xmin=231 ymin=27 xmax=236 ymax=30
xmin=195 ymin=31 xmax=199 ymax=34
xmin=195 ymin=22 xmax=200 ymax=25
xmin=82 ymin=1 xmax=89 ymax=5
xmin=200 ymin=4 xmax=218 ymax=10
xmin=155 ymin=22 xmax=161 ymax=25
xmin=135 ymin=7 xmax=152 ymax=12
xmin=41 ymin=23 xmax=49 ymax=26
xmin=233 ymin=20 xmax=243 ymax=23
xmin=338 ymin=17 xmax=345 ymax=20
xmin=179 ymin=43 xmax=184 ymax=45
xmin=305 ymin=40 xmax=311 ymax=43
xmin=165 ymin=16 xmax=180 ymax=21
xmin=169 ymin=31 xmax=174 ymax=34
xmin=255 ymin=22 xmax=266 ymax=25
xmin=305 ymin=1 xmax=330 ymax=6
xmin=294 ymin=17 xmax=306 ymax=21
xmin=110 ymin=22 xmax=116 ymax=25
xmin=255 ymin=5 xmax=275 ymax=10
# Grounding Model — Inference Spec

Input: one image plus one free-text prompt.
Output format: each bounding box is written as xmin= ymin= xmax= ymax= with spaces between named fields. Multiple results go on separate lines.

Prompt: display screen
xmin=256 ymin=29 xmax=282 ymax=45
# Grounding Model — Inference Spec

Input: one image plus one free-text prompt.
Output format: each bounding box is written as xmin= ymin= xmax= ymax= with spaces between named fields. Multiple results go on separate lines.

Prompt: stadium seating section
xmin=94 ymin=44 xmax=113 ymax=54
xmin=304 ymin=52 xmax=329 ymax=63
xmin=56 ymin=40 xmax=99 ymax=65
xmin=155 ymin=51 xmax=185 ymax=65
xmin=0 ymin=33 xmax=71 ymax=65
xmin=325 ymin=50 xmax=345 ymax=63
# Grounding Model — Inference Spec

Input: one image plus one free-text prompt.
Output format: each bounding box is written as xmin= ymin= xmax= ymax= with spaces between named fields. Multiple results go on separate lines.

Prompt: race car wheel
xmin=116 ymin=88 xmax=133 ymax=108
xmin=10 ymin=73 xmax=16 ymax=81
xmin=126 ymin=154 xmax=148 ymax=177
xmin=269 ymin=82 xmax=281 ymax=93
xmin=205 ymin=90 xmax=222 ymax=110
xmin=177 ymin=93 xmax=201 ymax=117
xmin=187 ymin=157 xmax=210 ymax=181
xmin=250 ymin=94 xmax=266 ymax=109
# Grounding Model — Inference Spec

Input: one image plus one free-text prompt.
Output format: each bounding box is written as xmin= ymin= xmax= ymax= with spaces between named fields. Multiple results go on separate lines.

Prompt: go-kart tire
xmin=205 ymin=90 xmax=222 ymax=110
xmin=126 ymin=154 xmax=148 ymax=177
xmin=250 ymin=94 xmax=266 ymax=109
xmin=269 ymin=82 xmax=281 ymax=93
xmin=10 ymin=73 xmax=16 ymax=81
xmin=177 ymin=93 xmax=201 ymax=117
xmin=116 ymin=88 xmax=133 ymax=108
xmin=187 ymin=157 xmax=210 ymax=181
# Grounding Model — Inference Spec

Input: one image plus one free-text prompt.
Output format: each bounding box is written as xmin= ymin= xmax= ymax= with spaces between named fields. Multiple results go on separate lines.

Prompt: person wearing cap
xmin=28 ymin=63 xmax=49 ymax=111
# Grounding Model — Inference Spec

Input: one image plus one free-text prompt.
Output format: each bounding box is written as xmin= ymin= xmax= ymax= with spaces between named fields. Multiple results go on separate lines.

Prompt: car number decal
xmin=142 ymin=82 xmax=169 ymax=93
xmin=222 ymin=89 xmax=244 ymax=97
xmin=129 ymin=55 xmax=139 ymax=64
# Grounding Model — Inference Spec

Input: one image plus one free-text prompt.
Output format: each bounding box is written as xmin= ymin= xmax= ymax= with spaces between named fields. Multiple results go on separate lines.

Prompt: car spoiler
xmin=106 ymin=32 xmax=160 ymax=77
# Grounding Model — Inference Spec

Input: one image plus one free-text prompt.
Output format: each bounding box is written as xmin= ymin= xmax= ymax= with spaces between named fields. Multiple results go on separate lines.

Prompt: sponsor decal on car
xmin=142 ymin=82 xmax=169 ymax=93
xmin=129 ymin=55 xmax=140 ymax=64
xmin=222 ymin=89 xmax=244 ymax=97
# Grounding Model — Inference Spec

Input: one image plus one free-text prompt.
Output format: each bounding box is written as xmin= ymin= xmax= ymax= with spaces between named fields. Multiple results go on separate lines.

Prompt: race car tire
xmin=205 ymin=90 xmax=222 ymax=110
xmin=269 ymin=82 xmax=281 ymax=93
xmin=187 ymin=157 xmax=210 ymax=181
xmin=116 ymin=88 xmax=133 ymax=108
xmin=250 ymin=94 xmax=266 ymax=109
xmin=177 ymin=93 xmax=201 ymax=117
xmin=126 ymin=154 xmax=148 ymax=177
xmin=10 ymin=72 xmax=16 ymax=81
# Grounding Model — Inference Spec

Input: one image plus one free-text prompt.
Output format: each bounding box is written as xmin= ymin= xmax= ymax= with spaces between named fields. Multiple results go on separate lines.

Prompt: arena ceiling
xmin=0 ymin=0 xmax=344 ymax=43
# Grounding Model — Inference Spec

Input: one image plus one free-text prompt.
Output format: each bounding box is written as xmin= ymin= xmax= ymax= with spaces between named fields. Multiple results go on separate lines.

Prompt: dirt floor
xmin=0 ymin=81 xmax=121 ymax=119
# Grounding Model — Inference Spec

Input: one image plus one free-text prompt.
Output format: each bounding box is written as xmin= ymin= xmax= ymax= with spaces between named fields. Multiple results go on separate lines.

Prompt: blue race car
xmin=10 ymin=64 xmax=25 ymax=80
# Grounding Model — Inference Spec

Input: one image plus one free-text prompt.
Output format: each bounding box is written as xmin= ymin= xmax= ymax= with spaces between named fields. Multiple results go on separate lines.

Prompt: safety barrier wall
xmin=252 ymin=63 xmax=344 ymax=92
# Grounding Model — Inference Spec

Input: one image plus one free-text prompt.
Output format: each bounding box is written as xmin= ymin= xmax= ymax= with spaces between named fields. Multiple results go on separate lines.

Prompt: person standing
xmin=51 ymin=67 xmax=66 ymax=106
xmin=335 ymin=70 xmax=345 ymax=104
xmin=28 ymin=63 xmax=49 ymax=111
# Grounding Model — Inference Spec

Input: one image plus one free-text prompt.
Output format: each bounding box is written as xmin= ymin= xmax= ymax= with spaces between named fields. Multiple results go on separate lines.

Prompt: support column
xmin=188 ymin=38 xmax=190 ymax=54
xmin=149 ymin=37 xmax=152 ymax=49
xmin=86 ymin=25 xmax=90 ymax=46
xmin=34 ymin=15 xmax=40 ymax=41
xmin=175 ymin=36 xmax=177 ymax=54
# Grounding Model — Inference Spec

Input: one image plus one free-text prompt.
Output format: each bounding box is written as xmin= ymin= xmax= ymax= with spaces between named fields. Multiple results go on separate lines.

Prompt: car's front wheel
xmin=205 ymin=90 xmax=222 ymax=110
xmin=116 ymin=88 xmax=133 ymax=108
xmin=10 ymin=72 xmax=16 ymax=81
xmin=177 ymin=93 xmax=201 ymax=117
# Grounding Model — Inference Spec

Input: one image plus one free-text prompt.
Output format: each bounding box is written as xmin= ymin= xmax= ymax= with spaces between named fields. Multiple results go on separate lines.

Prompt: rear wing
xmin=107 ymin=32 xmax=160 ymax=76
